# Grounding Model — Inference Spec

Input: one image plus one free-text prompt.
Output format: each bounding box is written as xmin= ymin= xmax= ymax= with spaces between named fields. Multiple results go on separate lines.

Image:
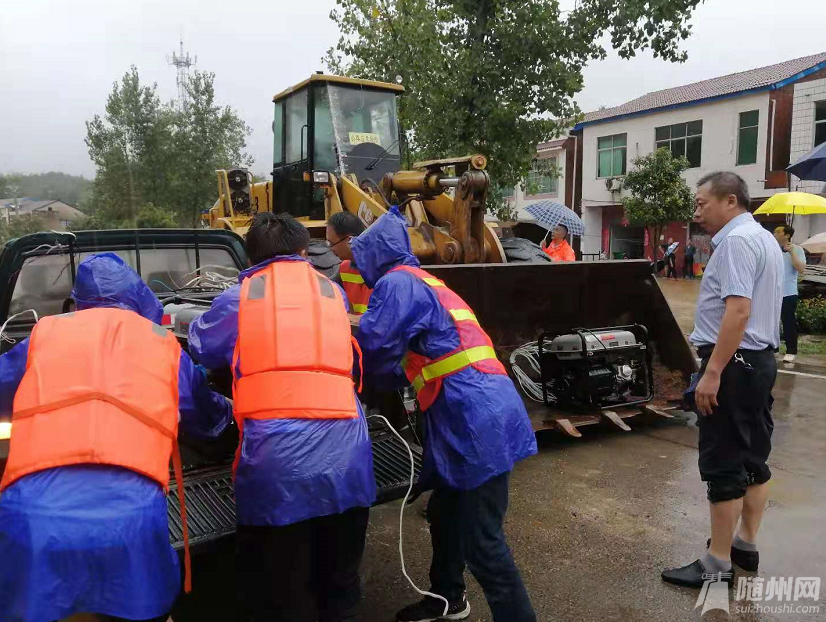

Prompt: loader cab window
xmin=273 ymin=101 xmax=284 ymax=166
xmin=285 ymin=88 xmax=309 ymax=163
xmin=313 ymin=83 xmax=401 ymax=182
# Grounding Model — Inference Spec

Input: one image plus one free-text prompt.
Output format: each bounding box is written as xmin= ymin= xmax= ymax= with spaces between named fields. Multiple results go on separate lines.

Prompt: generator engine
xmin=539 ymin=325 xmax=653 ymax=410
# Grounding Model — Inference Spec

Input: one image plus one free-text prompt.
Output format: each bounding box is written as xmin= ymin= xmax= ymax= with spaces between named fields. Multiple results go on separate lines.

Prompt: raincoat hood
xmin=71 ymin=252 xmax=163 ymax=324
xmin=350 ymin=207 xmax=419 ymax=288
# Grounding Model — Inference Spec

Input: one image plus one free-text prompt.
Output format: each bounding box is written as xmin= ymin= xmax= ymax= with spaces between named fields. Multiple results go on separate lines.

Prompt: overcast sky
xmin=1 ymin=0 xmax=824 ymax=179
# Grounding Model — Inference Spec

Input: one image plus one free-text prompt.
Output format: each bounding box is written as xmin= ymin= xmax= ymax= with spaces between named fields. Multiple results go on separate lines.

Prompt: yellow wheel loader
xmin=206 ymin=73 xmax=696 ymax=436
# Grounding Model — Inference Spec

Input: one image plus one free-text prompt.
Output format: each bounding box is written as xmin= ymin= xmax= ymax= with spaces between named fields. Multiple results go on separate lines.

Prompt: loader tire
xmin=501 ymin=237 xmax=552 ymax=264
xmin=307 ymin=239 xmax=341 ymax=280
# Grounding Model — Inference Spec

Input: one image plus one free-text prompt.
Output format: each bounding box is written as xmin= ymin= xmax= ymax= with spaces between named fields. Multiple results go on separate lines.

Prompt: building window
xmin=597 ymin=134 xmax=627 ymax=178
xmin=655 ymin=120 xmax=702 ymax=167
xmin=526 ymin=158 xmax=558 ymax=195
xmin=815 ymin=101 xmax=826 ymax=148
xmin=736 ymin=110 xmax=759 ymax=165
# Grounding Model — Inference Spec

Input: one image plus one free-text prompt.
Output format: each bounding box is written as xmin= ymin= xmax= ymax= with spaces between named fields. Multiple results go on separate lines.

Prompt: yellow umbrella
xmin=754 ymin=192 xmax=826 ymax=216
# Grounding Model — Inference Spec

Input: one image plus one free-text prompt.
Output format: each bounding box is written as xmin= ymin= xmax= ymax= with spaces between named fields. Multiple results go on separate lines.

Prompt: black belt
xmin=696 ymin=345 xmax=775 ymax=360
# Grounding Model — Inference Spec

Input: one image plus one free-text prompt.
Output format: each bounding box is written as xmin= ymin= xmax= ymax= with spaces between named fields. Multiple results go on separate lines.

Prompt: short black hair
xmin=328 ymin=211 xmax=365 ymax=237
xmin=556 ymin=223 xmax=569 ymax=236
xmin=246 ymin=212 xmax=310 ymax=265
xmin=697 ymin=171 xmax=750 ymax=208
xmin=778 ymin=225 xmax=795 ymax=238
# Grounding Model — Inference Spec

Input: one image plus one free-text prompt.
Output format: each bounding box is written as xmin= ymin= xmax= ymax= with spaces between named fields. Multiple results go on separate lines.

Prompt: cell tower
xmin=167 ymin=38 xmax=196 ymax=110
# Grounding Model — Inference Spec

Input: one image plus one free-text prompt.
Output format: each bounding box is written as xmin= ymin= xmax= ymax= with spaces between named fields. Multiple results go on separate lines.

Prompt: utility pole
xmin=167 ymin=38 xmax=197 ymax=110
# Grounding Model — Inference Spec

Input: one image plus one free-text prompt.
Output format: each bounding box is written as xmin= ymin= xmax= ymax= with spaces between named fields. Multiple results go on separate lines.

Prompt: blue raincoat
xmin=0 ymin=253 xmax=232 ymax=622
xmin=351 ymin=208 xmax=537 ymax=491
xmin=187 ymin=255 xmax=376 ymax=527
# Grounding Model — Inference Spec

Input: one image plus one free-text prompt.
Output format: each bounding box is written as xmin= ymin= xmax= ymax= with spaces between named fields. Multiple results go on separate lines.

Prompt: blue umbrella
xmin=524 ymin=201 xmax=585 ymax=237
xmin=787 ymin=142 xmax=826 ymax=182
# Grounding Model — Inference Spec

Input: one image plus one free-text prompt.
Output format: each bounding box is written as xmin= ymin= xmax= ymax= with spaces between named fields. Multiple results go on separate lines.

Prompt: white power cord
xmin=509 ymin=342 xmax=546 ymax=402
xmin=366 ymin=414 xmax=450 ymax=618
xmin=0 ymin=309 xmax=39 ymax=344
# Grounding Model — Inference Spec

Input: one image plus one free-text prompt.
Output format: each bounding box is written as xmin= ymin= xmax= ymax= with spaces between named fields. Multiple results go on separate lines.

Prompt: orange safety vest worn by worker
xmin=543 ymin=239 xmax=575 ymax=262
xmin=339 ymin=260 xmax=373 ymax=315
xmin=233 ymin=260 xmax=359 ymax=434
xmin=0 ymin=307 xmax=194 ymax=591
xmin=390 ymin=265 xmax=507 ymax=411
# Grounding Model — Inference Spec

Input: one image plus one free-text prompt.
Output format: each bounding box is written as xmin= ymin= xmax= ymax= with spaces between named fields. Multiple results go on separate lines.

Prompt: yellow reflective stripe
xmin=352 ymin=303 xmax=368 ymax=313
xmin=421 ymin=346 xmax=498 ymax=383
xmin=340 ymin=272 xmax=365 ymax=284
xmin=449 ymin=309 xmax=478 ymax=324
xmin=422 ymin=277 xmax=444 ymax=287
xmin=412 ymin=375 xmax=425 ymax=392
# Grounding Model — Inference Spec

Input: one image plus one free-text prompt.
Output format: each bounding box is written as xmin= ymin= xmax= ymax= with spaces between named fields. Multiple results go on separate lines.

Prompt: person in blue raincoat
xmin=187 ymin=212 xmax=375 ymax=622
xmin=0 ymin=253 xmax=232 ymax=622
xmin=351 ymin=207 xmax=538 ymax=622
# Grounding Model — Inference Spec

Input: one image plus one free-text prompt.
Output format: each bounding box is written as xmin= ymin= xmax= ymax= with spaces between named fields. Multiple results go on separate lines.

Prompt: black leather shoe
xmin=706 ymin=538 xmax=759 ymax=572
xmin=661 ymin=559 xmax=733 ymax=588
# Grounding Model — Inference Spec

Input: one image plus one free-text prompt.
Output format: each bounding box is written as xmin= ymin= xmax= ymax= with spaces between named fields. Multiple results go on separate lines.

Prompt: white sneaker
xmin=783 ymin=354 xmax=796 ymax=363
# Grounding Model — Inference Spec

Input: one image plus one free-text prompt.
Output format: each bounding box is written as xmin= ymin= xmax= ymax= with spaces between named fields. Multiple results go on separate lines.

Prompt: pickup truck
xmin=0 ymin=229 xmax=423 ymax=553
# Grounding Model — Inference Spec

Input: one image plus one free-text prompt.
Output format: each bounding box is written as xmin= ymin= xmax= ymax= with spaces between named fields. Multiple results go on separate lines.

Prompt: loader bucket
xmin=427 ymin=259 xmax=696 ymax=436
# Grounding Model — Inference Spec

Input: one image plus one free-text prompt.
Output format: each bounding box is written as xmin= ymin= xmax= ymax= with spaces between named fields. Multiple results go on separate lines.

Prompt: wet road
xmin=179 ymin=278 xmax=826 ymax=621
xmin=357 ymin=279 xmax=826 ymax=622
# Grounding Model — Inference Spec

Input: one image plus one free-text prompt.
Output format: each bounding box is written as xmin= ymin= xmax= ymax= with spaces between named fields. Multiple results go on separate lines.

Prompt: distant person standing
xmin=662 ymin=172 xmax=782 ymax=588
xmin=773 ymin=225 xmax=807 ymax=363
xmin=666 ymin=238 xmax=678 ymax=279
xmin=684 ymin=242 xmax=697 ymax=279
xmin=540 ymin=224 xmax=575 ymax=262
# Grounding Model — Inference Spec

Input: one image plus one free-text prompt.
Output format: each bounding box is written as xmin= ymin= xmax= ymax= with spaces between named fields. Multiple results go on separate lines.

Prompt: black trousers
xmin=781 ymin=295 xmax=799 ymax=355
xmin=236 ymin=507 xmax=369 ymax=622
xmin=684 ymin=256 xmax=695 ymax=278
xmin=695 ymin=348 xmax=776 ymax=503
xmin=666 ymin=256 xmax=677 ymax=278
xmin=428 ymin=472 xmax=536 ymax=622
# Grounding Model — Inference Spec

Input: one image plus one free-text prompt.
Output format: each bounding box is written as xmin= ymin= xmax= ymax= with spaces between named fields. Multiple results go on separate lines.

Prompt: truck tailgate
xmin=167 ymin=433 xmax=423 ymax=550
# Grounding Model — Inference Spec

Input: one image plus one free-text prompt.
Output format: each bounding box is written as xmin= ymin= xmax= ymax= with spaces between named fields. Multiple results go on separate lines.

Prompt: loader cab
xmin=272 ymin=74 xmax=405 ymax=220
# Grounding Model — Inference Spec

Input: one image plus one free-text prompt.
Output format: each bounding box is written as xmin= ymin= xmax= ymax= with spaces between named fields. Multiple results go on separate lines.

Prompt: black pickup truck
xmin=0 ymin=229 xmax=422 ymax=553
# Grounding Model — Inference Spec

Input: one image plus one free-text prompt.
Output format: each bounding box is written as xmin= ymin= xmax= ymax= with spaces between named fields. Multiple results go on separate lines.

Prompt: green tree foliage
xmin=0 ymin=172 xmax=91 ymax=208
xmin=0 ymin=215 xmax=49 ymax=244
xmin=326 ymin=0 xmax=701 ymax=220
xmin=85 ymin=66 xmax=251 ymax=228
xmin=621 ymin=147 xmax=695 ymax=259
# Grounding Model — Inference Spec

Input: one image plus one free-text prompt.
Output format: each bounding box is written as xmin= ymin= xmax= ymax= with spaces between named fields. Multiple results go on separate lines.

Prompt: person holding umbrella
xmin=525 ymin=200 xmax=583 ymax=262
xmin=540 ymin=224 xmax=576 ymax=262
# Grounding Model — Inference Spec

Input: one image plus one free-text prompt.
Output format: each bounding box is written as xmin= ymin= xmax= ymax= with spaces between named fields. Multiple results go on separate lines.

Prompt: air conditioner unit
xmin=605 ymin=177 xmax=622 ymax=192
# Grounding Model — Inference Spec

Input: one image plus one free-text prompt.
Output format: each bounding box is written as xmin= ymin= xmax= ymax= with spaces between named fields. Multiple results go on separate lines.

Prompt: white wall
xmin=579 ymin=92 xmax=779 ymax=254
xmin=504 ymin=148 xmax=567 ymax=220
xmin=789 ymin=78 xmax=826 ymax=244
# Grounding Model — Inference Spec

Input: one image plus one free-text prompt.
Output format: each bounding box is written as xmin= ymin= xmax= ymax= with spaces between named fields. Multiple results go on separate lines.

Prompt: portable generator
xmin=539 ymin=324 xmax=654 ymax=411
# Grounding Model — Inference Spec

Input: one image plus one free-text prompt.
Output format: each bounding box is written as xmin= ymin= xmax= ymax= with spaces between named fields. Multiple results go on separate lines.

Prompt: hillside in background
xmin=0 ymin=172 xmax=91 ymax=208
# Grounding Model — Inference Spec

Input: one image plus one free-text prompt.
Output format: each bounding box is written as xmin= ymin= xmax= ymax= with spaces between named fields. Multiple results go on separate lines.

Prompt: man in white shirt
xmin=662 ymin=172 xmax=782 ymax=589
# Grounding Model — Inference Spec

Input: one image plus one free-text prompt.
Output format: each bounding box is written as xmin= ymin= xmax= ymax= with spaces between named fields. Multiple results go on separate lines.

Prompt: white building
xmin=502 ymin=138 xmax=571 ymax=220
xmin=572 ymin=51 xmax=826 ymax=261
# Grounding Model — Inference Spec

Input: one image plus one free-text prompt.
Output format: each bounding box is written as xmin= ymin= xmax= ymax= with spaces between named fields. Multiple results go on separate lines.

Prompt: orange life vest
xmin=339 ymin=260 xmax=373 ymax=315
xmin=391 ymin=266 xmax=507 ymax=411
xmin=1 ymin=307 xmax=193 ymax=591
xmin=233 ymin=260 xmax=359 ymax=427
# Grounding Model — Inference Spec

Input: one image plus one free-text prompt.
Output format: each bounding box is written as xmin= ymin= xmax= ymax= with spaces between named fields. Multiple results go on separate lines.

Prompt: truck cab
xmin=272 ymin=74 xmax=405 ymax=220
xmin=0 ymin=230 xmax=422 ymax=557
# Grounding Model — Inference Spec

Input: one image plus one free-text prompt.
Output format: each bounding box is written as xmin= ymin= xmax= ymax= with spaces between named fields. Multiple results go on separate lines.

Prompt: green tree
xmin=621 ymin=147 xmax=695 ymax=260
xmin=0 ymin=215 xmax=49 ymax=244
xmin=135 ymin=202 xmax=178 ymax=228
xmin=85 ymin=67 xmax=251 ymax=228
xmin=326 ymin=0 xmax=702 ymax=220
xmin=170 ymin=71 xmax=253 ymax=225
